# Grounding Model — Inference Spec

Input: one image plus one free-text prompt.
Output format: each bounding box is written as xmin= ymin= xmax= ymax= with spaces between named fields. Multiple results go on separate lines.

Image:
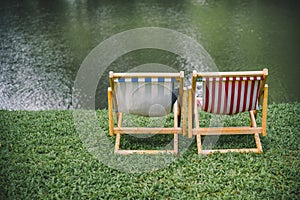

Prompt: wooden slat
xmin=258 ymin=68 xmax=268 ymax=105
xmin=114 ymin=127 xmax=182 ymax=134
xmin=182 ymin=88 xmax=187 ymax=136
xmin=249 ymin=110 xmax=257 ymax=128
xmin=173 ymin=100 xmax=179 ymax=154
xmin=115 ymin=133 xmax=121 ymax=152
xmin=179 ymin=72 xmax=184 ymax=133
xmin=201 ymin=148 xmax=262 ymax=155
xmin=115 ymin=149 xmax=175 ymax=155
xmin=192 ymin=70 xmax=197 ymax=91
xmin=107 ymin=87 xmax=114 ymax=136
xmin=173 ymin=134 xmax=178 ymax=154
xmin=197 ymin=71 xmax=265 ymax=78
xmin=112 ymin=72 xmax=181 ymax=79
xmin=262 ymin=84 xmax=268 ymax=136
xmin=194 ymin=97 xmax=200 ymax=129
xmin=109 ymin=71 xmax=114 ymax=90
xmin=254 ymin=133 xmax=262 ymax=152
xmin=196 ymin=135 xmax=202 ymax=154
xmin=188 ymin=86 xmax=193 ymax=138
xmin=117 ymin=112 xmax=123 ymax=127
xmin=193 ymin=127 xmax=262 ymax=135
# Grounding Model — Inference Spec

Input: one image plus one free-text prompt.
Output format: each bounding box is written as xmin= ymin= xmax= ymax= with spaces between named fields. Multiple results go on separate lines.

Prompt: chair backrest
xmin=192 ymin=69 xmax=268 ymax=115
xmin=110 ymin=72 xmax=184 ymax=117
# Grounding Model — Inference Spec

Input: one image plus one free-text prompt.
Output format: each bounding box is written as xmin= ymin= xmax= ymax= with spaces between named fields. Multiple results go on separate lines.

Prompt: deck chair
xmin=188 ymin=69 xmax=268 ymax=154
xmin=108 ymin=71 xmax=186 ymax=155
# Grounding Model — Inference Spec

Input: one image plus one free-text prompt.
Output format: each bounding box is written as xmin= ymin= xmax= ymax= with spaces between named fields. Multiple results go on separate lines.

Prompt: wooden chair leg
xmin=182 ymin=88 xmax=187 ymax=137
xmin=196 ymin=135 xmax=202 ymax=154
xmin=249 ymin=110 xmax=257 ymax=127
xmin=114 ymin=113 xmax=123 ymax=154
xmin=250 ymin=110 xmax=262 ymax=153
xmin=108 ymin=87 xmax=114 ymax=136
xmin=174 ymin=133 xmax=178 ymax=154
xmin=188 ymin=87 xmax=193 ymax=139
xmin=262 ymin=84 xmax=268 ymax=137
xmin=254 ymin=133 xmax=263 ymax=153
xmin=115 ymin=133 xmax=121 ymax=153
xmin=173 ymin=101 xmax=179 ymax=154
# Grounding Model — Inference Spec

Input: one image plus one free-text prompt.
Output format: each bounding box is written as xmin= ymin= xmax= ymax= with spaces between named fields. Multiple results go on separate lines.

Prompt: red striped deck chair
xmin=108 ymin=71 xmax=186 ymax=155
xmin=188 ymin=69 xmax=268 ymax=154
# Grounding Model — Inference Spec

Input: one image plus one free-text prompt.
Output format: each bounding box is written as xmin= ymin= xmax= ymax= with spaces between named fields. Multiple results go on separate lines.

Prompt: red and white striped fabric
xmin=201 ymin=76 xmax=263 ymax=115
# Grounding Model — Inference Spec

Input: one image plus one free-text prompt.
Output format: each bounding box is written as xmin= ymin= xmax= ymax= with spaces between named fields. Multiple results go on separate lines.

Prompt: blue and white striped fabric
xmin=115 ymin=77 xmax=177 ymax=117
xmin=114 ymin=77 xmax=175 ymax=83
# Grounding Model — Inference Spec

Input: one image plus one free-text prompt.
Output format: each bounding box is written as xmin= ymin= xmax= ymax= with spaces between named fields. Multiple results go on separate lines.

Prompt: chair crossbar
xmin=114 ymin=127 xmax=182 ymax=134
xmin=111 ymin=72 xmax=182 ymax=78
xmin=196 ymin=70 xmax=266 ymax=77
xmin=115 ymin=77 xmax=176 ymax=83
xmin=115 ymin=149 xmax=176 ymax=155
xmin=192 ymin=127 xmax=262 ymax=135
xmin=201 ymin=148 xmax=261 ymax=155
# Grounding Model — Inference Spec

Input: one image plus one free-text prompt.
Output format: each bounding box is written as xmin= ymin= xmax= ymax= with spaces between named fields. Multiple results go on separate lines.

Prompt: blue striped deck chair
xmin=108 ymin=71 xmax=186 ymax=155
xmin=188 ymin=69 xmax=268 ymax=154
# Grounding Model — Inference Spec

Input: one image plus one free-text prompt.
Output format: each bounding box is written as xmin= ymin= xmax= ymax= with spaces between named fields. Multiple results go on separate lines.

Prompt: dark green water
xmin=1 ymin=0 xmax=299 ymax=110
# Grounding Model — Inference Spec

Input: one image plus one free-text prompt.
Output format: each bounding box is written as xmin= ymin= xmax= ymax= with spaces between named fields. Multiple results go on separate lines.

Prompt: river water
xmin=1 ymin=0 xmax=299 ymax=110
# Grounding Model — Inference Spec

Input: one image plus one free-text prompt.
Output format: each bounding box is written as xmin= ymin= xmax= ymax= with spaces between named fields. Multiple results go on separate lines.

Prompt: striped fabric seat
xmin=115 ymin=77 xmax=177 ymax=117
xmin=107 ymin=71 xmax=185 ymax=155
xmin=198 ymin=76 xmax=264 ymax=115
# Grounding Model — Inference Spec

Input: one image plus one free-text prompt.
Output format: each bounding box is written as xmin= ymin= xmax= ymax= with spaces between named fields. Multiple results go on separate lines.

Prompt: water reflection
xmin=0 ymin=0 xmax=299 ymax=110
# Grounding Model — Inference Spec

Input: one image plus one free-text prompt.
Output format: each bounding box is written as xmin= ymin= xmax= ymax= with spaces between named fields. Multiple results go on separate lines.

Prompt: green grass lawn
xmin=0 ymin=103 xmax=299 ymax=199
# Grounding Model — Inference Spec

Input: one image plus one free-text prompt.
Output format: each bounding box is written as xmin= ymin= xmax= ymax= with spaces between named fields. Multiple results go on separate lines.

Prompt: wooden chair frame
xmin=188 ymin=69 xmax=268 ymax=154
xmin=108 ymin=71 xmax=186 ymax=155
